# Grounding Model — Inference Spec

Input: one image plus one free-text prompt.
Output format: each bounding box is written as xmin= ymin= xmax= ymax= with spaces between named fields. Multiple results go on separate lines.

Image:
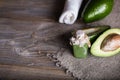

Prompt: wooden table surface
xmin=0 ymin=0 xmax=85 ymax=80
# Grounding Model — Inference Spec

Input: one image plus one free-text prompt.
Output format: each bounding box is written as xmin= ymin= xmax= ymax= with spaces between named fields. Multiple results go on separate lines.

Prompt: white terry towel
xmin=59 ymin=0 xmax=83 ymax=24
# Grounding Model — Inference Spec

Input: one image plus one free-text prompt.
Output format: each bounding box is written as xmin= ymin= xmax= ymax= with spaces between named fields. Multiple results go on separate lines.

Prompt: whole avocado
xmin=82 ymin=0 xmax=114 ymax=23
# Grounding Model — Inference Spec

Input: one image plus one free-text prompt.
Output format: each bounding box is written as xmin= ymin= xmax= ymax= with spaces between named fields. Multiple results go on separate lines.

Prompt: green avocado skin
xmin=82 ymin=0 xmax=114 ymax=23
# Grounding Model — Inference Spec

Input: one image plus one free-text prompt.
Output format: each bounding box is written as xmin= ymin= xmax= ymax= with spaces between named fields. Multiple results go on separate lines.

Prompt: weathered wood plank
xmin=0 ymin=0 xmax=85 ymax=80
xmin=0 ymin=26 xmax=75 ymax=80
xmin=0 ymin=0 xmax=65 ymax=21
xmin=0 ymin=64 xmax=74 ymax=80
xmin=0 ymin=0 xmax=83 ymax=80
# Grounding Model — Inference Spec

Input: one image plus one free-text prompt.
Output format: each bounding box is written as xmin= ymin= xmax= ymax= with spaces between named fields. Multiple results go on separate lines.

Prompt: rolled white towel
xmin=59 ymin=0 xmax=83 ymax=24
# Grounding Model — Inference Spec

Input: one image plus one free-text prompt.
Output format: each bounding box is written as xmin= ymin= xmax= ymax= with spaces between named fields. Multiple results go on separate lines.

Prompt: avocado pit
xmin=101 ymin=34 xmax=120 ymax=52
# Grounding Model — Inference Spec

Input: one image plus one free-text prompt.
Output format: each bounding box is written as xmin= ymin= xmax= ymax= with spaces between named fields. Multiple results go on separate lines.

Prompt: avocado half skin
xmin=90 ymin=28 xmax=120 ymax=57
xmin=82 ymin=0 xmax=114 ymax=23
xmin=87 ymin=25 xmax=110 ymax=44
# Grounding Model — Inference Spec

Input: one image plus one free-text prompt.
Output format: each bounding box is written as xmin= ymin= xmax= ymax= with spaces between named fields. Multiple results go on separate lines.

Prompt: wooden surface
xmin=0 ymin=0 xmax=84 ymax=80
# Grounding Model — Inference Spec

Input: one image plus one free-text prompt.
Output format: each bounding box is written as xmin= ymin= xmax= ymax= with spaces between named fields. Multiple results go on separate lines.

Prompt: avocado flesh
xmin=91 ymin=28 xmax=120 ymax=57
xmin=82 ymin=0 xmax=114 ymax=23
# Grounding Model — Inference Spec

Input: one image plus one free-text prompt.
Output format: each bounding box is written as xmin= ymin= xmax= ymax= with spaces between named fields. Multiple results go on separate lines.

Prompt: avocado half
xmin=90 ymin=28 xmax=120 ymax=57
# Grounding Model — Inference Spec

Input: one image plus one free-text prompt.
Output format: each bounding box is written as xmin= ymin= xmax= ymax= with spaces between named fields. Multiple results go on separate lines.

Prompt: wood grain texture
xmin=0 ymin=0 xmax=84 ymax=80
